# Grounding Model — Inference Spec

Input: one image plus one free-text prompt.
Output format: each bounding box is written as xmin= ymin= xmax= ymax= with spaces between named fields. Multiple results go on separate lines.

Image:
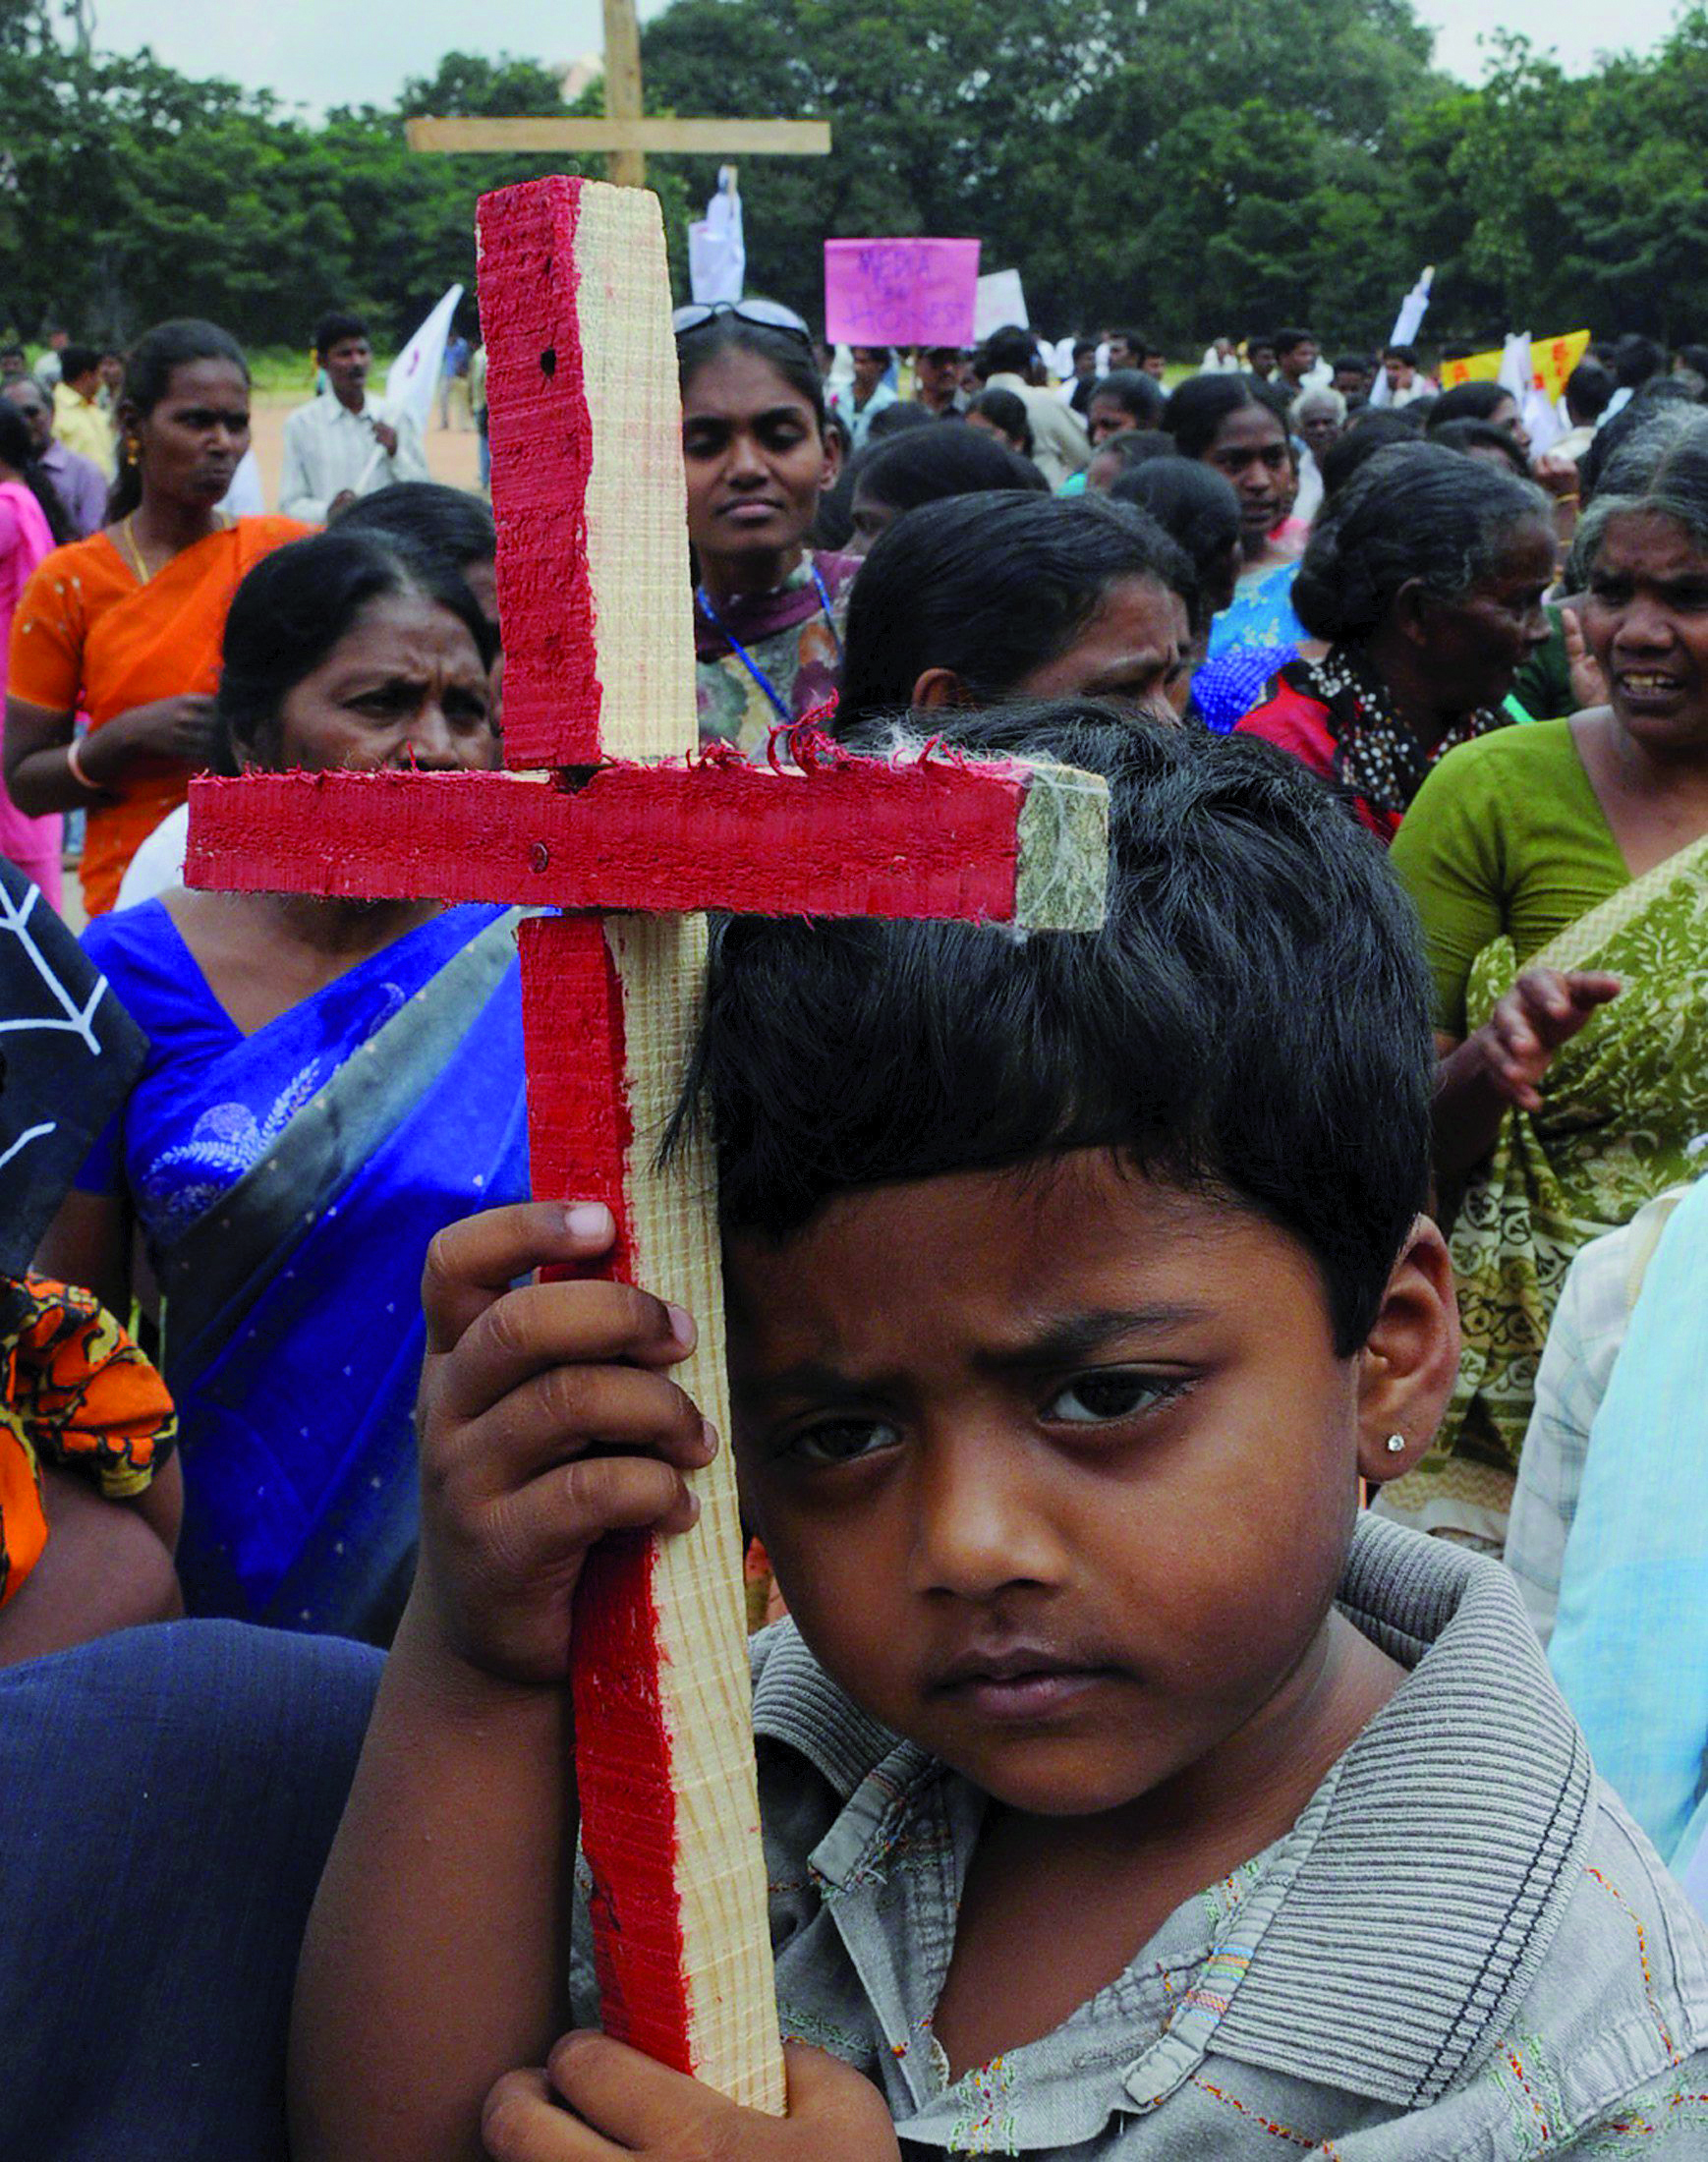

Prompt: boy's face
xmin=727 ymin=1151 xmax=1440 ymax=1824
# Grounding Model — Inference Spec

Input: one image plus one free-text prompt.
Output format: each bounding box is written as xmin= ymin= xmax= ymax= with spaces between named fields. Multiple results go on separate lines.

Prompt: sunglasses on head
xmin=671 ymin=299 xmax=814 ymax=346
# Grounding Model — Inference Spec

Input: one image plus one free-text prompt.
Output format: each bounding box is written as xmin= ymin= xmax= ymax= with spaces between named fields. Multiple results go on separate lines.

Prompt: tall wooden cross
xmin=406 ymin=0 xmax=830 ymax=189
xmin=187 ymin=175 xmax=1108 ymax=2110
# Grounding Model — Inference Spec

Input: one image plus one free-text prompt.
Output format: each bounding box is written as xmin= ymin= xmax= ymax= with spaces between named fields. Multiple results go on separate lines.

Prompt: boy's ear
xmin=1354 ymin=1216 xmax=1459 ymax=1488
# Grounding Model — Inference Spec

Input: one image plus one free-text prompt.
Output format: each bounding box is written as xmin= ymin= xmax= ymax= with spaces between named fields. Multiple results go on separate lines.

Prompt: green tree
xmin=641 ymin=0 xmax=1439 ymax=339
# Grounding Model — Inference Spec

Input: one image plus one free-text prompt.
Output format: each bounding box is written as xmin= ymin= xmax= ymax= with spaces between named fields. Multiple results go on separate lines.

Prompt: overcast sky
xmin=84 ymin=0 xmax=1687 ymax=115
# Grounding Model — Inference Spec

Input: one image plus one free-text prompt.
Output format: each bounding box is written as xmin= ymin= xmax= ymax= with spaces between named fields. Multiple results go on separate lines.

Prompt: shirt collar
xmin=1208 ymin=1512 xmax=1594 ymax=2107
xmin=754 ymin=1512 xmax=1595 ymax=2114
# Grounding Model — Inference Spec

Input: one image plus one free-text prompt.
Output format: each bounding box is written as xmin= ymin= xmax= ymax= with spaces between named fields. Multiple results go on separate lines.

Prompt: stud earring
xmin=1385 ymin=1433 xmax=1407 ymax=1455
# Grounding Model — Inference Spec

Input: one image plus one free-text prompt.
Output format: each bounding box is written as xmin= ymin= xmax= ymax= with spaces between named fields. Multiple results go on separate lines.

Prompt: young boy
xmin=292 ymin=716 xmax=1708 ymax=2159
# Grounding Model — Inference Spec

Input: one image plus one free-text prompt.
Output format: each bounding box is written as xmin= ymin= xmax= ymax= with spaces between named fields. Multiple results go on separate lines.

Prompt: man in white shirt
xmin=1381 ymin=343 xmax=1436 ymax=408
xmin=982 ymin=324 xmax=1089 ymax=489
xmin=279 ymin=310 xmax=428 ymax=523
xmin=827 ymin=346 xmax=898 ymax=451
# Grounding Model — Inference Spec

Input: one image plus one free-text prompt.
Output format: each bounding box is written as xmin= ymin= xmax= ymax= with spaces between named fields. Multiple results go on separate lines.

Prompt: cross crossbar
xmin=185 ymin=758 xmax=1108 ymax=929
xmin=406 ymin=117 xmax=832 ymax=157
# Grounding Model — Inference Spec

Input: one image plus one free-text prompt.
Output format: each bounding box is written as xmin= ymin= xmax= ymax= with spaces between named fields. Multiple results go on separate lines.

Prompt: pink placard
xmin=824 ymin=238 xmax=981 ymax=347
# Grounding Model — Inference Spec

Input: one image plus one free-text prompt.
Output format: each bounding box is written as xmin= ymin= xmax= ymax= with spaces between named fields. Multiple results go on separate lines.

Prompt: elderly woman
xmin=1235 ymin=443 xmax=1555 ymax=839
xmin=1376 ymin=406 xmax=1708 ymax=1546
xmin=36 ymin=529 xmax=529 ymax=1638
xmin=1289 ymin=384 xmax=1347 ymax=525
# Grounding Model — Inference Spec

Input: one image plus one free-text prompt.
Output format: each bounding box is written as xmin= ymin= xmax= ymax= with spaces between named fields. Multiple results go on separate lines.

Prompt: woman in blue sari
xmin=38 ymin=530 xmax=530 ymax=1639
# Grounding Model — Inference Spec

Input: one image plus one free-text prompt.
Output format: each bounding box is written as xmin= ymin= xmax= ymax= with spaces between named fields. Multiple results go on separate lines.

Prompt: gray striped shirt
xmin=575 ymin=1512 xmax=1708 ymax=2155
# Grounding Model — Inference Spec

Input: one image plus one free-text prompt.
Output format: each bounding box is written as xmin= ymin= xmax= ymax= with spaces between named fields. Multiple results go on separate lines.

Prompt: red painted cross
xmin=188 ymin=175 xmax=1107 ymax=2112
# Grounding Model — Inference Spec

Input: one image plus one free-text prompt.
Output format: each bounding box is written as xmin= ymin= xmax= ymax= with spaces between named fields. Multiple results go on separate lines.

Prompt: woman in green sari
xmin=1383 ymin=404 xmax=1708 ymax=1547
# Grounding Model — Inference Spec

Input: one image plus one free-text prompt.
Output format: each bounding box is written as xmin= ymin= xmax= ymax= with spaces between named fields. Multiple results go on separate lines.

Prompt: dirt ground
xmin=247 ymin=387 xmax=484 ymax=506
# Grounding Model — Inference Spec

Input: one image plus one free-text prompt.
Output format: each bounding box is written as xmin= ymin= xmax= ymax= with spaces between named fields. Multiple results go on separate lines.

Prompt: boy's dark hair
xmin=834 ymin=493 xmax=1194 ymax=727
xmin=58 ymin=344 xmax=100 ymax=384
xmin=683 ymin=713 xmax=1433 ymax=1355
xmin=1273 ymin=328 xmax=1315 ymax=359
xmin=1384 ymin=343 xmax=1420 ymax=367
xmin=313 ymin=311 xmax=370 ymax=357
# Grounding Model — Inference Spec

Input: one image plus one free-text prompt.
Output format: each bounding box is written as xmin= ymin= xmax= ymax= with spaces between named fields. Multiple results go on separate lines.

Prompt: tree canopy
xmin=1 ymin=0 xmax=1705 ymax=355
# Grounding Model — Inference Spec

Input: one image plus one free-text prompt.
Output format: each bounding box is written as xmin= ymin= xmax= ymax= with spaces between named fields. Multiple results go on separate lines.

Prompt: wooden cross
xmin=186 ymin=175 xmax=1108 ymax=2111
xmin=406 ymin=0 xmax=830 ymax=189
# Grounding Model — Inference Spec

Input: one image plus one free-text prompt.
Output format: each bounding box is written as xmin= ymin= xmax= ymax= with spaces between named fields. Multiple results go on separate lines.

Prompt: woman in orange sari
xmin=3 ymin=318 xmax=306 ymax=914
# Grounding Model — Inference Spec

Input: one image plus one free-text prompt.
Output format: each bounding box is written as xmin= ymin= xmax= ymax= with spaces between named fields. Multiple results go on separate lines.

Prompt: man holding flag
xmin=279 ymin=309 xmax=430 ymax=523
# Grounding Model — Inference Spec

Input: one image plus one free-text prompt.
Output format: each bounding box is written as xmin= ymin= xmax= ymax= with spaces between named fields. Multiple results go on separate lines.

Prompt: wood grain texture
xmin=518 ymin=911 xmax=780 ymax=2109
xmin=182 ymin=170 xmax=1106 ymax=2121
xmin=185 ymin=757 xmax=1106 ymax=927
xmin=409 ymin=117 xmax=833 ymax=156
xmin=477 ymin=178 xmax=694 ymax=768
xmin=600 ymin=0 xmax=647 ymax=186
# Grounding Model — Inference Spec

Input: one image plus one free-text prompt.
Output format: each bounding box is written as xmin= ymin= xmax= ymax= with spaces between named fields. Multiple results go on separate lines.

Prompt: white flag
xmin=689 ymin=168 xmax=745 ymax=305
xmin=386 ymin=283 xmax=465 ymax=436
xmin=1368 ymin=267 xmax=1433 ymax=409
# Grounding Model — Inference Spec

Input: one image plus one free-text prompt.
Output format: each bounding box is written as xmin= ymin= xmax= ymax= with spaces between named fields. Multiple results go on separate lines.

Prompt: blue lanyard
xmin=697 ymin=563 xmax=842 ymax=727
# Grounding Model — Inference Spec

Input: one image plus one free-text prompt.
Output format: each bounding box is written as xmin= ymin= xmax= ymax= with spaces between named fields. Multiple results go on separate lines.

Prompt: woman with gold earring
xmin=2 ymin=319 xmax=307 ymax=914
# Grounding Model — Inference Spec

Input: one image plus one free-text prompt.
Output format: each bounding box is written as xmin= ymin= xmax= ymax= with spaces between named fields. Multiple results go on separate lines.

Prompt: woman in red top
xmin=1236 ymin=442 xmax=1556 ymax=840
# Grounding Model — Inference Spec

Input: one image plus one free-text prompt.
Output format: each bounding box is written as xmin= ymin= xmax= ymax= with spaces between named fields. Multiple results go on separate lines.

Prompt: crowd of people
xmin=3 ymin=287 xmax=1708 ymax=2157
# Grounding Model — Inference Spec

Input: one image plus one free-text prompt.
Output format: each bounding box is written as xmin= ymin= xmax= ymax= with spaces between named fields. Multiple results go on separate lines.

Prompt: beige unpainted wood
xmin=405 ymin=116 xmax=832 ymax=156
xmin=579 ymin=174 xmax=783 ymax=2112
xmin=605 ymin=908 xmax=786 ymax=2115
xmin=572 ymin=183 xmax=698 ymax=764
xmin=601 ymin=0 xmax=648 ymax=186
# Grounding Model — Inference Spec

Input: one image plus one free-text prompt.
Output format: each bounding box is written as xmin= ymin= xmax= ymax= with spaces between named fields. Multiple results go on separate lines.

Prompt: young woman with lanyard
xmin=675 ymin=301 xmax=855 ymax=753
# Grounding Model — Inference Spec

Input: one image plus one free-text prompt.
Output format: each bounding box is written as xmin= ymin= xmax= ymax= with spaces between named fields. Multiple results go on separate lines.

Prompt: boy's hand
xmin=483 ymin=2036 xmax=902 ymax=2162
xmin=1470 ymin=967 xmax=1623 ymax=1113
xmin=414 ymin=1201 xmax=717 ymax=1686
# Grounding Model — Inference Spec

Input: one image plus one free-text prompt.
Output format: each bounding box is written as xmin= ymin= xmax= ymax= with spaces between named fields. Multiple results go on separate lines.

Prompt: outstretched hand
xmin=483 ymin=2036 xmax=901 ymax=2162
xmin=1470 ymin=967 xmax=1623 ymax=1113
xmin=413 ymin=1200 xmax=716 ymax=1686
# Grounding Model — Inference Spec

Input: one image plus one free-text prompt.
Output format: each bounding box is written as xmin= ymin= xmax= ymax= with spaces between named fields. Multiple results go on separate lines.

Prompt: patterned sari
xmin=694 ymin=549 xmax=858 ymax=754
xmin=1382 ymin=834 xmax=1708 ymax=1545
xmin=81 ymin=902 xmax=530 ymax=1638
